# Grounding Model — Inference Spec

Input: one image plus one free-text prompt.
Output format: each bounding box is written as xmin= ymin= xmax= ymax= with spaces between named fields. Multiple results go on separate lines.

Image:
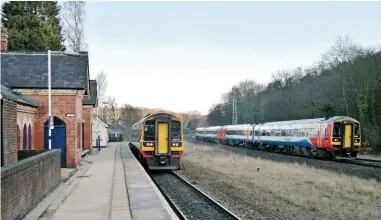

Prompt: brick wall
xmin=0 ymin=149 xmax=61 ymax=220
xmin=23 ymin=91 xmax=83 ymax=168
xmin=2 ymin=99 xmax=18 ymax=165
xmin=82 ymin=107 xmax=93 ymax=150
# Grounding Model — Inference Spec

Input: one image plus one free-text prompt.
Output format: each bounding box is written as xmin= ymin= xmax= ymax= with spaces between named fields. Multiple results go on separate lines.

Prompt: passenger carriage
xmin=221 ymin=124 xmax=252 ymax=147
xmin=204 ymin=126 xmax=221 ymax=143
xmin=251 ymin=116 xmax=361 ymax=159
xmin=195 ymin=127 xmax=205 ymax=141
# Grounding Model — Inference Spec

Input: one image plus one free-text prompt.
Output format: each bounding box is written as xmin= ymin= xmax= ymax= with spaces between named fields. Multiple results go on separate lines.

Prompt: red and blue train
xmin=195 ymin=116 xmax=361 ymax=159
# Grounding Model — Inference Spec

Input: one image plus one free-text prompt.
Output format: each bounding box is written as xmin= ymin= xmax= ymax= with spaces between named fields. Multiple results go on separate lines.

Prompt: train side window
xmin=276 ymin=130 xmax=280 ymax=136
xmin=281 ymin=130 xmax=286 ymax=136
xmin=298 ymin=129 xmax=303 ymax=137
xmin=333 ymin=122 xmax=341 ymax=137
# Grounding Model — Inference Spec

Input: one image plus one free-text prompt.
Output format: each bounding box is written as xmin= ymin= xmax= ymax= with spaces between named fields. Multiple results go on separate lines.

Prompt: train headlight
xmin=176 ymin=143 xmax=179 ymax=147
xmin=144 ymin=142 xmax=155 ymax=147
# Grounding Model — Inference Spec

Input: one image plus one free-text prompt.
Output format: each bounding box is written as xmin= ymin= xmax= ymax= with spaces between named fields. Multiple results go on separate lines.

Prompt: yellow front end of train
xmin=129 ymin=112 xmax=184 ymax=170
xmin=329 ymin=117 xmax=361 ymax=158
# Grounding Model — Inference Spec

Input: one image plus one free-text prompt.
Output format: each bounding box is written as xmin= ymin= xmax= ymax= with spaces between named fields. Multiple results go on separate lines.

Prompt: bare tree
xmin=320 ymin=35 xmax=365 ymax=115
xmin=107 ymin=96 xmax=119 ymax=124
xmin=61 ymin=1 xmax=87 ymax=52
xmin=96 ymin=71 xmax=108 ymax=101
xmin=320 ymin=35 xmax=364 ymax=69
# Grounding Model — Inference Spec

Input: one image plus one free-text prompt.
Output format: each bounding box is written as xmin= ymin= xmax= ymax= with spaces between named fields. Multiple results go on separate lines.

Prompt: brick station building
xmin=1 ymin=28 xmax=97 ymax=168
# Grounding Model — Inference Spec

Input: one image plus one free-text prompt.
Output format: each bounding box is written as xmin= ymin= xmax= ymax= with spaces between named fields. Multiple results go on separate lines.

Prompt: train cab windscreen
xmin=354 ymin=123 xmax=360 ymax=137
xmin=144 ymin=120 xmax=155 ymax=141
xmin=172 ymin=121 xmax=181 ymax=141
xmin=333 ymin=122 xmax=341 ymax=138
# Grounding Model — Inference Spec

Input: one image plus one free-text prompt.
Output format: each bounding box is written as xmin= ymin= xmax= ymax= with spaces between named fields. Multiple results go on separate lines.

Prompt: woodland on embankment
xmin=206 ymin=36 xmax=381 ymax=153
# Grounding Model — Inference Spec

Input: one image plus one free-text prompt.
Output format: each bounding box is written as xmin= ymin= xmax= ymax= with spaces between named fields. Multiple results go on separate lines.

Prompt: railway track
xmin=149 ymin=171 xmax=241 ymax=220
xmin=185 ymin=136 xmax=381 ymax=169
xmin=347 ymin=158 xmax=381 ymax=168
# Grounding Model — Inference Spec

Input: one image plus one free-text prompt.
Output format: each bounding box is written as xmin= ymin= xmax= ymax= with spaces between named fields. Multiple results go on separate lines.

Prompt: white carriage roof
xmin=198 ymin=116 xmax=358 ymax=131
xmin=223 ymin=124 xmax=252 ymax=130
xmin=257 ymin=116 xmax=357 ymax=126
xmin=205 ymin=126 xmax=221 ymax=130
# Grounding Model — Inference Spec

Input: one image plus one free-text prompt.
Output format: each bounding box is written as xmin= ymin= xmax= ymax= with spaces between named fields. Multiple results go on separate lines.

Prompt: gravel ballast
xmin=150 ymin=172 xmax=238 ymax=220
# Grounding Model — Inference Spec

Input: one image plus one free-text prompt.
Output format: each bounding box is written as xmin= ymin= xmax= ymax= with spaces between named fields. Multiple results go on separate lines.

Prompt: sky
xmin=84 ymin=1 xmax=381 ymax=115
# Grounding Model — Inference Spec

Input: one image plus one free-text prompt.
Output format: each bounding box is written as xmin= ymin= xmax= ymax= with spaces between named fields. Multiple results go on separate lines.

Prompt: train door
xmin=343 ymin=122 xmax=353 ymax=149
xmin=158 ymin=122 xmax=169 ymax=154
xmin=317 ymin=124 xmax=322 ymax=148
xmin=245 ymin=128 xmax=250 ymax=145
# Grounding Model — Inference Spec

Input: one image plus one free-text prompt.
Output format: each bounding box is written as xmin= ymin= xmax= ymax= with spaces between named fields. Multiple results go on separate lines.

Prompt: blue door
xmin=44 ymin=117 xmax=67 ymax=167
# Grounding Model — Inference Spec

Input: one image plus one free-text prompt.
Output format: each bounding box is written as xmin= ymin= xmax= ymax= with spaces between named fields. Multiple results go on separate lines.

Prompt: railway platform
xmin=33 ymin=142 xmax=178 ymax=220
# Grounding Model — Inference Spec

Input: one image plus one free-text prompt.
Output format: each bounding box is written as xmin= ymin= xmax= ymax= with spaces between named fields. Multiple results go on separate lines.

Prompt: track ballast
xmin=149 ymin=171 xmax=241 ymax=220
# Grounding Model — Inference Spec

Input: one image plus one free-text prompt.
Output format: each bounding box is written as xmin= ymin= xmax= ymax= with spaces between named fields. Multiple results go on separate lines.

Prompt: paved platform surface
xmin=38 ymin=142 xmax=178 ymax=220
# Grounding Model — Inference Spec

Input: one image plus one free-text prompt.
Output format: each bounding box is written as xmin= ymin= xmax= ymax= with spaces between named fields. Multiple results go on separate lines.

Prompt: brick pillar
xmin=82 ymin=107 xmax=93 ymax=150
xmin=2 ymin=100 xmax=18 ymax=164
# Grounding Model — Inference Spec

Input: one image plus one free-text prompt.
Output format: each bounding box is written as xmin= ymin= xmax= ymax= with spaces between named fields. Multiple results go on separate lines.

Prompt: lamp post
xmin=48 ymin=50 xmax=53 ymax=149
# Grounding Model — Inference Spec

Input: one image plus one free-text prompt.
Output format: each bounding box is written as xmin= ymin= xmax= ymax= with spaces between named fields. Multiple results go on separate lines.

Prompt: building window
xmin=28 ymin=124 xmax=32 ymax=149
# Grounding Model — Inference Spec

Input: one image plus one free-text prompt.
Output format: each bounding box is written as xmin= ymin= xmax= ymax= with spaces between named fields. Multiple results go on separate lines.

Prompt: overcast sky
xmin=84 ymin=1 xmax=381 ymax=115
